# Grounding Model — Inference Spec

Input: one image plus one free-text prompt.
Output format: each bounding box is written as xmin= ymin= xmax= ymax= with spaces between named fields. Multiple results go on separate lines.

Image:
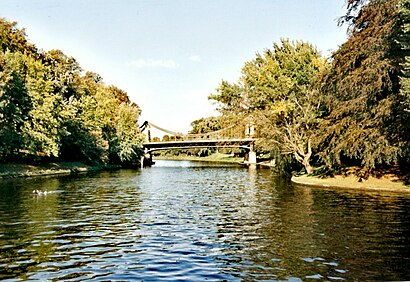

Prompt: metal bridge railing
xmin=141 ymin=121 xmax=254 ymax=143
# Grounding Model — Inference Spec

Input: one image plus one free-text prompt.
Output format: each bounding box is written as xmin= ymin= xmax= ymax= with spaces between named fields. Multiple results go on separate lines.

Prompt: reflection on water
xmin=1 ymin=160 xmax=410 ymax=281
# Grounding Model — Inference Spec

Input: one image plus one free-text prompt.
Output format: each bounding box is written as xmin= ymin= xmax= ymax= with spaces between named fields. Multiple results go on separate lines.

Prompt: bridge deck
xmin=143 ymin=138 xmax=256 ymax=150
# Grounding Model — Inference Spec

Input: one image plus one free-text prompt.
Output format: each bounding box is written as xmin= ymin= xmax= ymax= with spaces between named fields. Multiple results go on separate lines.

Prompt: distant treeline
xmin=195 ymin=0 xmax=410 ymax=175
xmin=0 ymin=18 xmax=143 ymax=165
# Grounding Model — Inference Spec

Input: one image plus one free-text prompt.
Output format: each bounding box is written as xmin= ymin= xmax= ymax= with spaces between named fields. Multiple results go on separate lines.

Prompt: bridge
xmin=139 ymin=121 xmax=257 ymax=167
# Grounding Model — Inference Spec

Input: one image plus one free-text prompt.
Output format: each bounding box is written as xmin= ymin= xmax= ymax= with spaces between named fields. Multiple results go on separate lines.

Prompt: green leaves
xmin=0 ymin=18 xmax=37 ymax=56
xmin=112 ymin=104 xmax=143 ymax=163
xmin=0 ymin=51 xmax=30 ymax=159
xmin=189 ymin=117 xmax=223 ymax=134
xmin=209 ymin=39 xmax=327 ymax=174
xmin=205 ymin=0 xmax=410 ymax=174
xmin=0 ymin=18 xmax=144 ymax=165
xmin=319 ymin=0 xmax=409 ymax=171
xmin=22 ymin=54 xmax=61 ymax=157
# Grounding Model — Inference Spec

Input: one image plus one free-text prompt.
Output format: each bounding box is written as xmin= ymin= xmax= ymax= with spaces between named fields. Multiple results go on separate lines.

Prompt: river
xmin=1 ymin=160 xmax=410 ymax=281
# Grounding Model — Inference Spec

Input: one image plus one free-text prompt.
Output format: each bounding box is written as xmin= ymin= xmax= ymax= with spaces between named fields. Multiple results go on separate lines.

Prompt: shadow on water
xmin=1 ymin=161 xmax=410 ymax=281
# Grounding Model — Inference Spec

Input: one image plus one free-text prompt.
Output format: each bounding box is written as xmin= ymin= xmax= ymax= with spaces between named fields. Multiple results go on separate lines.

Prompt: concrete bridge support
xmin=244 ymin=142 xmax=257 ymax=167
xmin=247 ymin=150 xmax=257 ymax=164
xmin=140 ymin=148 xmax=154 ymax=168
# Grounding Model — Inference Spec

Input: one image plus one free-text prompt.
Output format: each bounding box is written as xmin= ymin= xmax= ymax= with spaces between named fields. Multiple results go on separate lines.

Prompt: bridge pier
xmin=141 ymin=148 xmax=154 ymax=168
xmin=244 ymin=149 xmax=257 ymax=167
xmin=243 ymin=141 xmax=257 ymax=167
xmin=247 ymin=150 xmax=257 ymax=164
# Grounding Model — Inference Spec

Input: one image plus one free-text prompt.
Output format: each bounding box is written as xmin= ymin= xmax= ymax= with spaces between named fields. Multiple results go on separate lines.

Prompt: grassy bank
xmin=0 ymin=162 xmax=121 ymax=179
xmin=292 ymin=174 xmax=410 ymax=193
xmin=154 ymin=153 xmax=244 ymax=164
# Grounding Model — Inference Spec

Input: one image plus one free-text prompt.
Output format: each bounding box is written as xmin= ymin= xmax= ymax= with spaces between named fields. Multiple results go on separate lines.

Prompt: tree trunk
xmin=292 ymin=138 xmax=314 ymax=175
xmin=303 ymin=139 xmax=313 ymax=175
xmin=303 ymin=161 xmax=314 ymax=175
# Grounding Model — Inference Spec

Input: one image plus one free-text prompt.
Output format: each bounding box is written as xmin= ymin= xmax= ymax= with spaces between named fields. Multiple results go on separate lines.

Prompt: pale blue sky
xmin=1 ymin=0 xmax=348 ymax=134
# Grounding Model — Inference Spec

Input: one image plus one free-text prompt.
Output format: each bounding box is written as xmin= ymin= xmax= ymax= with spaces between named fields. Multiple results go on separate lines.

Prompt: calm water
xmin=1 ymin=160 xmax=410 ymax=281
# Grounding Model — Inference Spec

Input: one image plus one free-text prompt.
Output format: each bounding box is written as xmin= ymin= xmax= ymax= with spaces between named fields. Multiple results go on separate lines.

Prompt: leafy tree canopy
xmin=319 ymin=0 xmax=410 ymax=171
xmin=0 ymin=18 xmax=37 ymax=56
xmin=209 ymin=39 xmax=328 ymax=174
xmin=0 ymin=18 xmax=144 ymax=165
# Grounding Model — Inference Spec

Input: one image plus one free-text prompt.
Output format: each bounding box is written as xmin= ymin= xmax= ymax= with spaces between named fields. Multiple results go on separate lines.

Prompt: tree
xmin=110 ymin=104 xmax=143 ymax=164
xmin=0 ymin=18 xmax=37 ymax=56
xmin=210 ymin=39 xmax=327 ymax=174
xmin=42 ymin=49 xmax=82 ymax=100
xmin=21 ymin=53 xmax=62 ymax=157
xmin=397 ymin=0 xmax=410 ymax=167
xmin=319 ymin=0 xmax=410 ymax=172
xmin=108 ymin=85 xmax=131 ymax=104
xmin=189 ymin=116 xmax=223 ymax=134
xmin=0 ymin=51 xmax=65 ymax=159
xmin=59 ymin=72 xmax=144 ymax=165
xmin=0 ymin=18 xmax=144 ymax=165
xmin=209 ymin=80 xmax=243 ymax=115
xmin=59 ymin=93 xmax=109 ymax=164
xmin=0 ymin=51 xmax=29 ymax=160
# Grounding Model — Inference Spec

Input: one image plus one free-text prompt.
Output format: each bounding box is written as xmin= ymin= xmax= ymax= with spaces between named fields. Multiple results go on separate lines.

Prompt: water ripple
xmin=0 ymin=162 xmax=410 ymax=280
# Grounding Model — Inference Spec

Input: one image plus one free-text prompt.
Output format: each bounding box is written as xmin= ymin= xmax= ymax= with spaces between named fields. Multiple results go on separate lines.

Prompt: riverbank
xmin=154 ymin=152 xmax=244 ymax=164
xmin=0 ymin=162 xmax=121 ymax=179
xmin=292 ymin=174 xmax=410 ymax=193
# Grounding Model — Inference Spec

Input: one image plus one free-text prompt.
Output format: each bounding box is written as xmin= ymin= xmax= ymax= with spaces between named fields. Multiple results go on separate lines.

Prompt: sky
xmin=1 ymin=0 xmax=348 ymax=135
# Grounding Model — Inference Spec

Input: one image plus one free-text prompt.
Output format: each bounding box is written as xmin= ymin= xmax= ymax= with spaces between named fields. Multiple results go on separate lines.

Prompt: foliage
xmin=398 ymin=0 xmax=410 ymax=167
xmin=0 ymin=18 xmax=144 ymax=165
xmin=189 ymin=116 xmax=223 ymax=134
xmin=209 ymin=39 xmax=327 ymax=174
xmin=0 ymin=18 xmax=37 ymax=56
xmin=202 ymin=0 xmax=410 ymax=176
xmin=0 ymin=51 xmax=29 ymax=159
xmin=110 ymin=104 xmax=143 ymax=164
xmin=318 ymin=0 xmax=410 ymax=172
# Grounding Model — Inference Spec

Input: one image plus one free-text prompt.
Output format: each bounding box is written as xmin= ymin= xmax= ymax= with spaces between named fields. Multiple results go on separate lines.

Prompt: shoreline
xmin=291 ymin=174 xmax=410 ymax=194
xmin=0 ymin=162 xmax=121 ymax=180
xmin=2 ymin=160 xmax=409 ymax=195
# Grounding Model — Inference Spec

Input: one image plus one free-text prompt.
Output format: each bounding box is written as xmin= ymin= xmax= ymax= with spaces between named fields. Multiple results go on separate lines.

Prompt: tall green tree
xmin=0 ymin=18 xmax=144 ymax=165
xmin=0 ymin=51 xmax=29 ymax=159
xmin=110 ymin=103 xmax=143 ymax=164
xmin=42 ymin=49 xmax=82 ymax=100
xmin=210 ymin=39 xmax=327 ymax=174
xmin=59 ymin=72 xmax=143 ymax=165
xmin=319 ymin=0 xmax=410 ymax=172
xmin=398 ymin=0 xmax=410 ymax=167
xmin=21 ymin=53 xmax=62 ymax=157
